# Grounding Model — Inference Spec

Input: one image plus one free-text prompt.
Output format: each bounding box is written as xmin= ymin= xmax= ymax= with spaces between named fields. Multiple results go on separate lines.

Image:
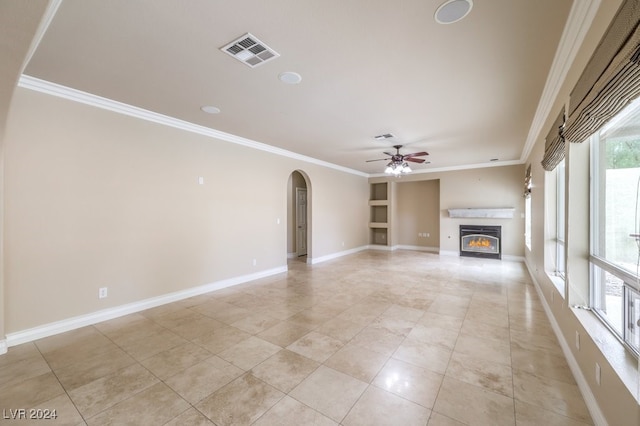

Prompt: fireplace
xmin=459 ymin=225 xmax=501 ymax=260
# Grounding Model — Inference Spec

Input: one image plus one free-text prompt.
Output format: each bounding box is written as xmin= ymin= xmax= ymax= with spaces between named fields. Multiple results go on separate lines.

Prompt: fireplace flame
xmin=468 ymin=238 xmax=492 ymax=248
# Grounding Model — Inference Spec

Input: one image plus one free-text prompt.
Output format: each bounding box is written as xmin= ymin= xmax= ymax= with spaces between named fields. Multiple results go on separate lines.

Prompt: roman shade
xmin=523 ymin=164 xmax=532 ymax=198
xmin=563 ymin=0 xmax=640 ymax=145
xmin=541 ymin=107 xmax=565 ymax=171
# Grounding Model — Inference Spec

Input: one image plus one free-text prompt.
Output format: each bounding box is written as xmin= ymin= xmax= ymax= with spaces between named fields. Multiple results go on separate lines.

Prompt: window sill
xmin=571 ymin=306 xmax=639 ymax=402
xmin=546 ymin=272 xmax=566 ymax=298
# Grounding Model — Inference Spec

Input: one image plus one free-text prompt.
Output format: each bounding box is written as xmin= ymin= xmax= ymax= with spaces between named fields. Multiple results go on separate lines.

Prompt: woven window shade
xmin=564 ymin=0 xmax=640 ymax=144
xmin=541 ymin=107 xmax=565 ymax=171
xmin=523 ymin=164 xmax=532 ymax=198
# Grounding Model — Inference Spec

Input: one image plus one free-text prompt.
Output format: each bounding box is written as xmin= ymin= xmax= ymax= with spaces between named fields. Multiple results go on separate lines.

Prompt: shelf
xmin=369 ymin=183 xmax=390 ymax=246
xmin=369 ymin=222 xmax=389 ymax=228
xmin=370 ymin=205 xmax=388 ymax=223
xmin=370 ymin=228 xmax=388 ymax=245
xmin=447 ymin=208 xmax=515 ymax=219
xmin=370 ymin=182 xmax=388 ymax=201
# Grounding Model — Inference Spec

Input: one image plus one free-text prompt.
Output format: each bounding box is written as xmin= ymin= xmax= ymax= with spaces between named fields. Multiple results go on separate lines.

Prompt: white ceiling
xmin=23 ymin=0 xmax=574 ymax=175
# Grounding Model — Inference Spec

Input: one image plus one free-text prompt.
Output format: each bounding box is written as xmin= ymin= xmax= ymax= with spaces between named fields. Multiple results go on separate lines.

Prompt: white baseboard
xmin=4 ymin=266 xmax=287 ymax=349
xmin=308 ymin=245 xmax=369 ymax=264
xmin=392 ymin=245 xmax=439 ymax=253
xmin=287 ymin=252 xmax=297 ymax=259
xmin=502 ymin=254 xmax=525 ymax=262
xmin=523 ymin=259 xmax=608 ymax=426
xmin=367 ymin=244 xmax=394 ymax=251
xmin=0 ymin=339 xmax=7 ymax=355
xmin=439 ymin=250 xmax=459 ymax=257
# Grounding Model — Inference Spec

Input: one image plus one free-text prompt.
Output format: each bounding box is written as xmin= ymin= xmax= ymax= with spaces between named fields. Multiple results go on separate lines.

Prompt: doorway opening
xmin=287 ymin=170 xmax=311 ymax=263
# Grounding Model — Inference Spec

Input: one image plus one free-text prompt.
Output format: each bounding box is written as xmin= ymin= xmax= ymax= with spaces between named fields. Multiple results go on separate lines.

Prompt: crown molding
xmin=520 ymin=0 xmax=601 ymax=162
xmin=18 ymin=75 xmax=368 ymax=178
xmin=368 ymin=159 xmax=523 ymax=178
xmin=20 ymin=0 xmax=63 ymax=75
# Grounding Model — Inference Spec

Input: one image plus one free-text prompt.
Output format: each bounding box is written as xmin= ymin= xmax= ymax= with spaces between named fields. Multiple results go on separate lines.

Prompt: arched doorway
xmin=287 ymin=170 xmax=311 ymax=262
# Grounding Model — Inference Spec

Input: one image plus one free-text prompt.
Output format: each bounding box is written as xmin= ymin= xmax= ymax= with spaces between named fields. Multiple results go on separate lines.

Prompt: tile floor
xmin=0 ymin=250 xmax=593 ymax=425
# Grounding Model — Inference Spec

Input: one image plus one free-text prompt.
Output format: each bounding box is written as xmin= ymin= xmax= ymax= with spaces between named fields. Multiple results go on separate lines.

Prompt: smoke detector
xmin=220 ymin=33 xmax=280 ymax=68
xmin=435 ymin=0 xmax=473 ymax=24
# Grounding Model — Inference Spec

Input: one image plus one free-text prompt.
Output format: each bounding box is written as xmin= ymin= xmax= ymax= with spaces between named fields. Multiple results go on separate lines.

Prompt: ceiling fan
xmin=366 ymin=145 xmax=429 ymax=175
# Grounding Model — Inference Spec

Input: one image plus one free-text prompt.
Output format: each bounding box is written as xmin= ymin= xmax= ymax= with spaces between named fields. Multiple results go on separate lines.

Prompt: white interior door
xmin=296 ymin=188 xmax=307 ymax=256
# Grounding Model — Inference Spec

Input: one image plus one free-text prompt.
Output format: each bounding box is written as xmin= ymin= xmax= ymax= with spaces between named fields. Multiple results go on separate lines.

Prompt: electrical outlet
xmin=252 ymin=259 xmax=257 ymax=266
xmin=575 ymin=331 xmax=580 ymax=350
xmin=99 ymin=287 xmax=108 ymax=299
xmin=595 ymin=362 xmax=601 ymax=385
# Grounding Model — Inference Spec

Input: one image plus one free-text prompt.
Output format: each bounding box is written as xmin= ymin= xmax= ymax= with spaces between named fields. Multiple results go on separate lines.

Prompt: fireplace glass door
xmin=459 ymin=225 xmax=502 ymax=259
xmin=461 ymin=234 xmax=500 ymax=255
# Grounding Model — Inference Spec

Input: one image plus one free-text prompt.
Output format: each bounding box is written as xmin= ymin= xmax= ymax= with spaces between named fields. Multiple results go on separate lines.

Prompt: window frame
xmin=556 ymin=159 xmax=566 ymax=280
xmin=589 ymin=114 xmax=640 ymax=357
xmin=525 ymin=196 xmax=531 ymax=250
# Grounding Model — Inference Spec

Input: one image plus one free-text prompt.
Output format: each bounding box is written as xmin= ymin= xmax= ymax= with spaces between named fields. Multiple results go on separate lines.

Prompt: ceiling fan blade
xmin=405 ymin=157 xmax=426 ymax=163
xmin=366 ymin=158 xmax=391 ymax=162
xmin=383 ymin=151 xmax=396 ymax=157
xmin=404 ymin=151 xmax=429 ymax=158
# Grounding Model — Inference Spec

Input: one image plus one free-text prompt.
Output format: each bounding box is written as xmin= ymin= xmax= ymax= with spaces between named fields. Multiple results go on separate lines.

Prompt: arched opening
xmin=287 ymin=170 xmax=311 ymax=263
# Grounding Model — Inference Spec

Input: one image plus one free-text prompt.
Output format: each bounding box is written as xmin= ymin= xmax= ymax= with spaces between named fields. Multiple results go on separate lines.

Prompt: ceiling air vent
xmin=220 ymin=33 xmax=280 ymax=68
xmin=374 ymin=133 xmax=396 ymax=140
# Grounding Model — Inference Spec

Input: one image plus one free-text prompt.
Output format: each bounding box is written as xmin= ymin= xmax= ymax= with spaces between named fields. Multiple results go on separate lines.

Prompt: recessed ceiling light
xmin=201 ymin=105 xmax=221 ymax=114
xmin=279 ymin=71 xmax=302 ymax=84
xmin=435 ymin=0 xmax=473 ymax=24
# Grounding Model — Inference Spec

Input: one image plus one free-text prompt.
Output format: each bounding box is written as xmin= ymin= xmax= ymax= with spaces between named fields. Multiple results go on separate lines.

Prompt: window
xmin=556 ymin=159 xmax=566 ymax=279
xmin=525 ymin=196 xmax=531 ymax=250
xmin=590 ymin=98 xmax=640 ymax=356
xmin=524 ymin=165 xmax=532 ymax=250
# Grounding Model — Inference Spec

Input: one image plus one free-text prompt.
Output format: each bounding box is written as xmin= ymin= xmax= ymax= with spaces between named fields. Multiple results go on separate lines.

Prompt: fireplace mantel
xmin=448 ymin=208 xmax=515 ymax=219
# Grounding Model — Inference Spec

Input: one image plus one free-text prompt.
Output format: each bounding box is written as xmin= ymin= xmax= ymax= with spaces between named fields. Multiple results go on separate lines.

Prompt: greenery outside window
xmin=590 ymin=98 xmax=640 ymax=356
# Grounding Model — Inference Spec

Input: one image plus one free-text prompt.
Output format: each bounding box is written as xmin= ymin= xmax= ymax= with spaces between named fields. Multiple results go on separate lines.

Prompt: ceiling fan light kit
xmin=367 ymin=144 xmax=429 ymax=176
xmin=385 ymin=162 xmax=412 ymax=176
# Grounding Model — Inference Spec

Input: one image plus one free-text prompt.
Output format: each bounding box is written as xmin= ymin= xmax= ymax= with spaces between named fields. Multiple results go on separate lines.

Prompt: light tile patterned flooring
xmin=0 ymin=251 xmax=593 ymax=425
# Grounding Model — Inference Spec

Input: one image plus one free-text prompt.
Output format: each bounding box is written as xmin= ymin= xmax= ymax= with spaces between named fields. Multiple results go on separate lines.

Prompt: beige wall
xmin=395 ymin=179 xmax=440 ymax=248
xmin=0 ymin=0 xmax=50 ymax=353
xmin=524 ymin=0 xmax=639 ymax=424
xmin=371 ymin=164 xmax=525 ymax=258
xmin=3 ymin=87 xmax=368 ymax=333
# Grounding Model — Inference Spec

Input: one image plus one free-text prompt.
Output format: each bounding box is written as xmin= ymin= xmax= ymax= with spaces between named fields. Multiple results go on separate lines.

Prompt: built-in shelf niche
xmin=369 ymin=182 xmax=389 ymax=245
xmin=370 ymin=228 xmax=388 ymax=245
xmin=370 ymin=205 xmax=388 ymax=223
xmin=370 ymin=182 xmax=388 ymax=201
